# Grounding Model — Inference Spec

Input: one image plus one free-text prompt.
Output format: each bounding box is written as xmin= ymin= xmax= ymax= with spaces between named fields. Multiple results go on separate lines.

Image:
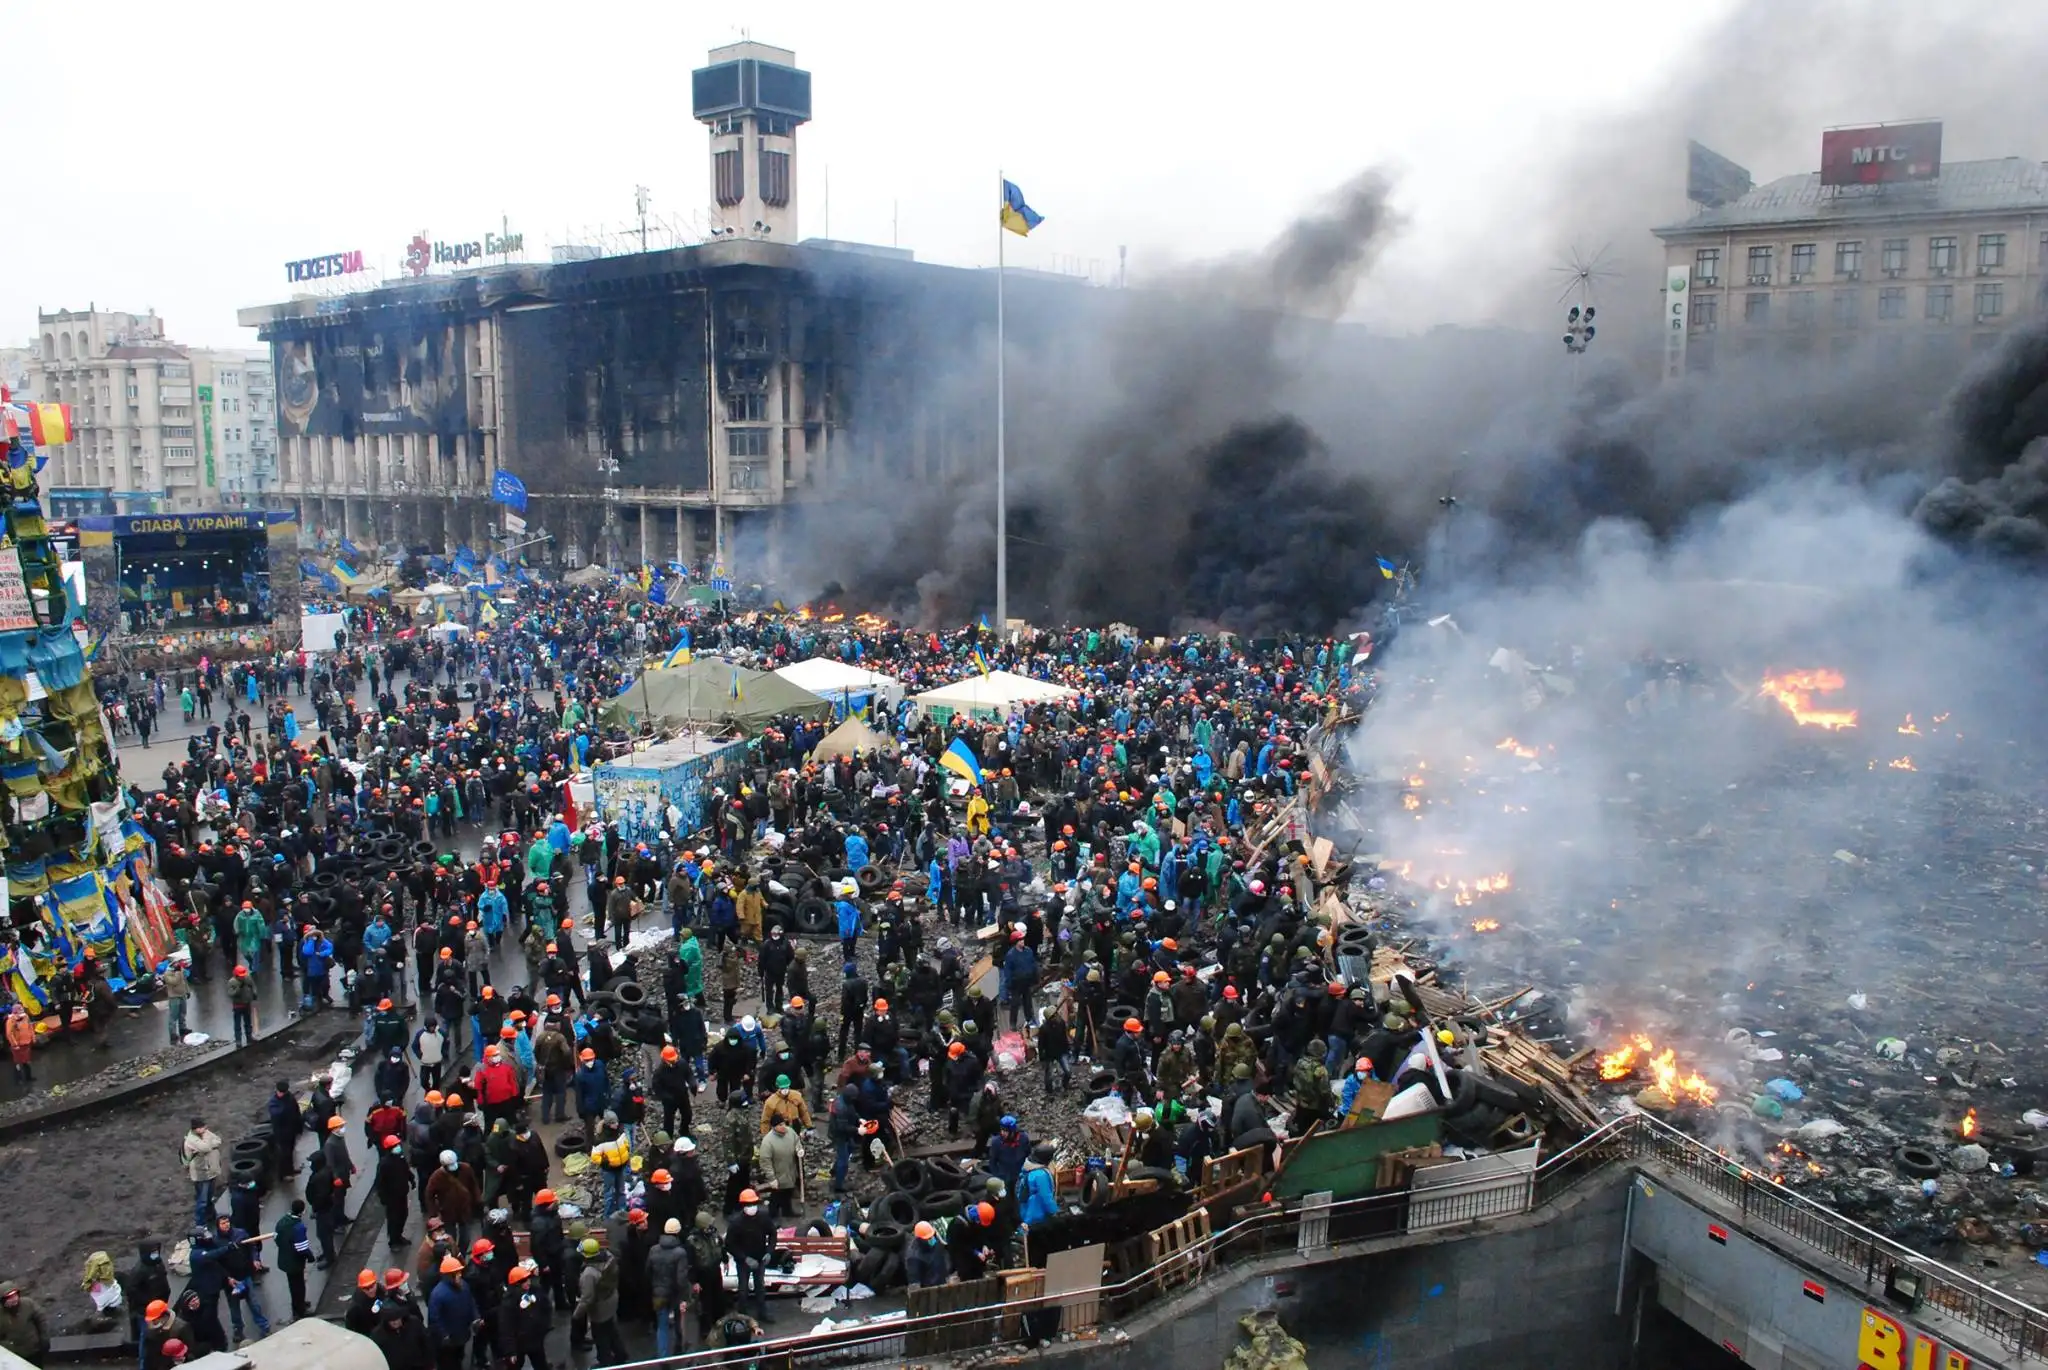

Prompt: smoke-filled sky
xmin=8 ymin=0 xmax=2047 ymax=349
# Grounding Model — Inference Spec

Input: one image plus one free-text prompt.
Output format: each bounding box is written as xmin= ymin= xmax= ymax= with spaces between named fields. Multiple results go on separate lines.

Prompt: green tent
xmin=601 ymin=658 xmax=834 ymax=732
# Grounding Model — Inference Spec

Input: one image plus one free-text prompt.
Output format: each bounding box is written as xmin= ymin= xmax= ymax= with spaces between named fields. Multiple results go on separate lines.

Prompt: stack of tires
xmin=845 ymin=1154 xmax=989 ymax=1291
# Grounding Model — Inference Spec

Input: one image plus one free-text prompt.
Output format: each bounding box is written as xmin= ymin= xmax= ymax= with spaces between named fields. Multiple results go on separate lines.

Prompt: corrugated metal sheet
xmin=1657 ymin=158 xmax=2048 ymax=234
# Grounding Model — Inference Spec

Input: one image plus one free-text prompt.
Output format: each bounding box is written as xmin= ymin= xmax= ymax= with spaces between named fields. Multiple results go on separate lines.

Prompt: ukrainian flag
xmin=728 ymin=668 xmax=744 ymax=702
xmin=1376 ymin=556 xmax=1398 ymax=580
xmin=938 ymin=737 xmax=984 ymax=785
xmin=1000 ymin=180 xmax=1043 ymax=237
xmin=662 ymin=630 xmax=693 ymax=668
xmin=971 ymin=648 xmax=992 ymax=677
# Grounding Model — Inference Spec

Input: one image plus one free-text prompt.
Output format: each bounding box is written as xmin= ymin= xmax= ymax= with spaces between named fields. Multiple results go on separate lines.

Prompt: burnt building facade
xmin=238 ymin=238 xmax=1084 ymax=575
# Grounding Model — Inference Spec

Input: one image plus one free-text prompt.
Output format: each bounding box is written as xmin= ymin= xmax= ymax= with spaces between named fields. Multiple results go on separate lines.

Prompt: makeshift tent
xmin=563 ymin=564 xmax=614 ymax=587
xmin=809 ymin=715 xmax=899 ymax=762
xmin=600 ymin=658 xmax=834 ymax=732
xmin=913 ymin=669 xmax=1078 ymax=722
xmin=772 ymin=658 xmax=905 ymax=717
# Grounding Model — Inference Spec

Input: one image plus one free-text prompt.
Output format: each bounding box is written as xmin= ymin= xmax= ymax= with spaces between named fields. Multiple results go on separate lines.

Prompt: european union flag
xmin=490 ymin=469 xmax=529 ymax=512
xmin=1000 ymin=180 xmax=1043 ymax=237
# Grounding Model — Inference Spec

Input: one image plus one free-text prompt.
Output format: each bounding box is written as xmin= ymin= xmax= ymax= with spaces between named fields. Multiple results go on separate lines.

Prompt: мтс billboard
xmin=1820 ymin=122 xmax=1942 ymax=187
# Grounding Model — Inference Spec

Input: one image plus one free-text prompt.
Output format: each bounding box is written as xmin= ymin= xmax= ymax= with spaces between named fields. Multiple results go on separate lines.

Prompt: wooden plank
xmin=1043 ymin=1243 xmax=1105 ymax=1336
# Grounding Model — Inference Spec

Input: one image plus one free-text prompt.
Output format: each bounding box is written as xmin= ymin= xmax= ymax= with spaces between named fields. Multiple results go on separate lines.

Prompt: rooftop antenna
xmin=635 ymin=186 xmax=652 ymax=252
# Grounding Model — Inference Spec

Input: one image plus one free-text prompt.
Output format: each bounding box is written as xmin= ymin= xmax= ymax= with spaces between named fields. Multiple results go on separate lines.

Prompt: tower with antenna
xmin=691 ymin=41 xmax=812 ymax=241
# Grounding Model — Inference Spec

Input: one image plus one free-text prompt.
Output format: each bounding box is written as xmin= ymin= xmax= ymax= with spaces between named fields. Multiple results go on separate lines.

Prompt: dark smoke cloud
xmin=766 ymin=0 xmax=2048 ymax=633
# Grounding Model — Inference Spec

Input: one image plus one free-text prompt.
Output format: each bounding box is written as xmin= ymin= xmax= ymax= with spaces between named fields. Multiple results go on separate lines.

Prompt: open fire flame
xmin=1470 ymin=918 xmax=1501 ymax=933
xmin=1961 ymin=1108 xmax=1978 ymax=1139
xmin=1495 ymin=737 xmax=1538 ymax=760
xmin=1759 ymin=669 xmax=1858 ymax=731
xmin=1595 ymin=1035 xmax=1719 ymax=1106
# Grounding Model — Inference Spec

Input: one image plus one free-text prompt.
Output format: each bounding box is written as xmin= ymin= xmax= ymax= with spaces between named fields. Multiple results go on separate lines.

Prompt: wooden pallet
xmin=1480 ymin=1027 xmax=1604 ymax=1132
xmin=1197 ymin=1144 xmax=1266 ymax=1197
xmin=1144 ymin=1207 xmax=1213 ymax=1293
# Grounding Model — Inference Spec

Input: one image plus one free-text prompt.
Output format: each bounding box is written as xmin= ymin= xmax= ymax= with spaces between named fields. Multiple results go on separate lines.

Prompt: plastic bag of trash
xmin=1765 ymin=1078 xmax=1804 ymax=1103
xmin=1847 ymin=993 xmax=1869 ymax=1012
xmin=992 ymin=1031 xmax=1029 ymax=1073
xmin=2023 ymin=1109 xmax=2048 ymax=1130
xmin=1752 ymin=1095 xmax=1785 ymax=1121
xmin=1797 ymin=1119 xmax=1847 ymax=1141
xmin=1082 ymin=1095 xmax=1132 ymax=1129
xmin=1875 ymin=1038 xmax=1909 ymax=1060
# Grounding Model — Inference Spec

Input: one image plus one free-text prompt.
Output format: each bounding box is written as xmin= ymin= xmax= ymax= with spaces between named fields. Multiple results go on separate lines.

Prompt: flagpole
xmin=995 ymin=169 xmax=1009 ymax=637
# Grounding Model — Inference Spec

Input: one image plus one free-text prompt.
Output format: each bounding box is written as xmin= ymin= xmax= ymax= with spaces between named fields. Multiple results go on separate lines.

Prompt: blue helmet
xmin=999 ymin=1114 xmax=1018 ymax=1131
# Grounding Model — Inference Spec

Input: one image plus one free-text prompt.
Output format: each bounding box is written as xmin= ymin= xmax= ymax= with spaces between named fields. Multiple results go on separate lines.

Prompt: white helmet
xmin=740 ymin=1016 xmax=757 ymax=1034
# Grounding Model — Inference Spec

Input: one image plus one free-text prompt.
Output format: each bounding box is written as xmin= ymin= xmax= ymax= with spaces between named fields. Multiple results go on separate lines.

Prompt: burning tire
xmin=1894 ymin=1144 xmax=1942 ymax=1179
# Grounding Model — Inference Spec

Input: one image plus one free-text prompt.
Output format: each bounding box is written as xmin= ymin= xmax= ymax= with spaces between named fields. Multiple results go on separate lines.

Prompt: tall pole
xmin=995 ymin=170 xmax=1009 ymax=634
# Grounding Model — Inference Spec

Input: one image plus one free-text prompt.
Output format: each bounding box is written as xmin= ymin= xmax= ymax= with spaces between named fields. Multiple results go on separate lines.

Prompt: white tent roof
xmin=772 ymin=657 xmax=903 ymax=697
xmin=914 ymin=669 xmax=1078 ymax=712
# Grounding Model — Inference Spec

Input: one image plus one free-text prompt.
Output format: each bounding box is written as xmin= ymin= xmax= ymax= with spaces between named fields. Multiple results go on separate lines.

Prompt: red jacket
xmin=366 ymin=1103 xmax=407 ymax=1145
xmin=474 ymin=1060 xmax=521 ymax=1106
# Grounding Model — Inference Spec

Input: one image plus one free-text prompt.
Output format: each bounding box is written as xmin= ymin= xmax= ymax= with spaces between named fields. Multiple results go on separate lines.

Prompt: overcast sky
xmin=11 ymin=0 xmax=2039 ymax=351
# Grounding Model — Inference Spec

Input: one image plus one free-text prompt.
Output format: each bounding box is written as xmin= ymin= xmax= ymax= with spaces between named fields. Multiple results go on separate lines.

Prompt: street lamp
xmin=1563 ymin=305 xmax=1597 ymax=354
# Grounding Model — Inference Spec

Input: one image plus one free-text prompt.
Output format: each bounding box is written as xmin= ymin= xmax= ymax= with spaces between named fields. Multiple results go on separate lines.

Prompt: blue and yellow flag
xmin=938 ymin=737 xmax=984 ymax=785
xmin=1376 ymin=556 xmax=1398 ymax=580
xmin=971 ymin=647 xmax=992 ymax=677
xmin=728 ymin=668 xmax=744 ymax=702
xmin=662 ymin=630 xmax=693 ymax=668
xmin=1000 ymin=180 xmax=1043 ymax=237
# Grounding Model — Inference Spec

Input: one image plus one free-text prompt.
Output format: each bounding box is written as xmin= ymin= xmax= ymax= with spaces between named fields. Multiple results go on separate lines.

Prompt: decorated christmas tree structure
xmin=0 ymin=396 xmax=177 ymax=1022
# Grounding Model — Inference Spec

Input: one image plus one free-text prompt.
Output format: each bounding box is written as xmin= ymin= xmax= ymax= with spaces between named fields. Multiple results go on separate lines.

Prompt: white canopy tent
xmin=913 ymin=669 xmax=1078 ymax=720
xmin=771 ymin=657 xmax=906 ymax=709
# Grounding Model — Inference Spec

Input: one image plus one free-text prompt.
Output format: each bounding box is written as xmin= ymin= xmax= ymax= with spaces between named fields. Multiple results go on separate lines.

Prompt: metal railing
xmin=606 ymin=1148 xmax=1612 ymax=1370
xmin=603 ymin=1112 xmax=2048 ymax=1370
xmin=1618 ymin=1112 xmax=2048 ymax=1359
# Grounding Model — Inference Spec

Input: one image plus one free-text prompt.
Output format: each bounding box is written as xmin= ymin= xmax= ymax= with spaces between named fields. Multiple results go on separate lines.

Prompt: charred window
xmin=725 ymin=393 xmax=766 ymax=422
xmin=714 ymin=149 xmax=744 ymax=207
xmin=759 ymin=150 xmax=790 ymax=208
xmin=727 ymin=427 xmax=768 ymax=457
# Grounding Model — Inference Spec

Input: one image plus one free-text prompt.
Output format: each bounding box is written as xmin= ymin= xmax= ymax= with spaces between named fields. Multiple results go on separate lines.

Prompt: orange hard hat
xmin=425 ymin=1091 xmax=444 ymax=1106
xmin=439 ymin=947 xmax=453 ymax=959
xmin=354 ymin=1271 xmax=376 ymax=1291
xmin=147 ymin=1298 xmax=173 ymax=1321
xmin=378 ymin=998 xmax=393 ymax=1011
xmin=535 ymin=1188 xmax=557 ymax=1205
xmin=440 ymin=1255 xmax=464 ymax=1275
xmin=651 ymin=1168 xmax=672 ymax=1185
xmin=873 ymin=998 xmax=889 ymax=1012
xmin=580 ymin=1048 xmax=596 ymax=1061
xmin=1124 ymin=1018 xmax=1143 ymax=1033
xmin=948 ymin=1041 xmax=967 ymax=1058
xmin=739 ymin=1188 xmax=760 ymax=1205
xmin=382 ymin=1269 xmax=407 ymax=1291
xmin=507 ymin=1265 xmax=531 ymax=1284
xmin=325 ymin=1115 xmax=345 ymax=1131
xmin=1152 ymin=971 xmax=1169 ymax=985
xmin=790 ymin=996 xmax=806 ymax=1009
xmin=445 ymin=1093 xmax=463 ymax=1107
xmin=500 ymin=1025 xmax=517 ymax=1039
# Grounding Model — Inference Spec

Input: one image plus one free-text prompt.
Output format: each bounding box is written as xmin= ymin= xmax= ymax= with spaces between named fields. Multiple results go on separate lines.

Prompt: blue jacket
xmin=843 ymin=833 xmax=870 ymax=872
xmin=835 ymin=899 xmax=863 ymax=940
xmin=1018 ymin=1162 xmax=1059 ymax=1225
xmin=573 ymin=1061 xmax=611 ymax=1116
xmin=987 ymin=1129 xmax=1031 ymax=1187
xmin=428 ymin=1277 xmax=477 ymax=1344
xmin=1000 ymin=945 xmax=1039 ymax=1002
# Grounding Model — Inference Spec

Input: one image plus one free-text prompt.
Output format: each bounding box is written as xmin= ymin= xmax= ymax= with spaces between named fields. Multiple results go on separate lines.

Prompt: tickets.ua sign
xmin=285 ymin=250 xmax=366 ymax=283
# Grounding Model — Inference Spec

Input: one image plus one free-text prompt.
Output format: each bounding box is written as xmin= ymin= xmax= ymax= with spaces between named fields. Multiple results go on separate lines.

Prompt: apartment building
xmin=1655 ymin=154 xmax=2048 ymax=375
xmin=29 ymin=309 xmax=269 ymax=513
